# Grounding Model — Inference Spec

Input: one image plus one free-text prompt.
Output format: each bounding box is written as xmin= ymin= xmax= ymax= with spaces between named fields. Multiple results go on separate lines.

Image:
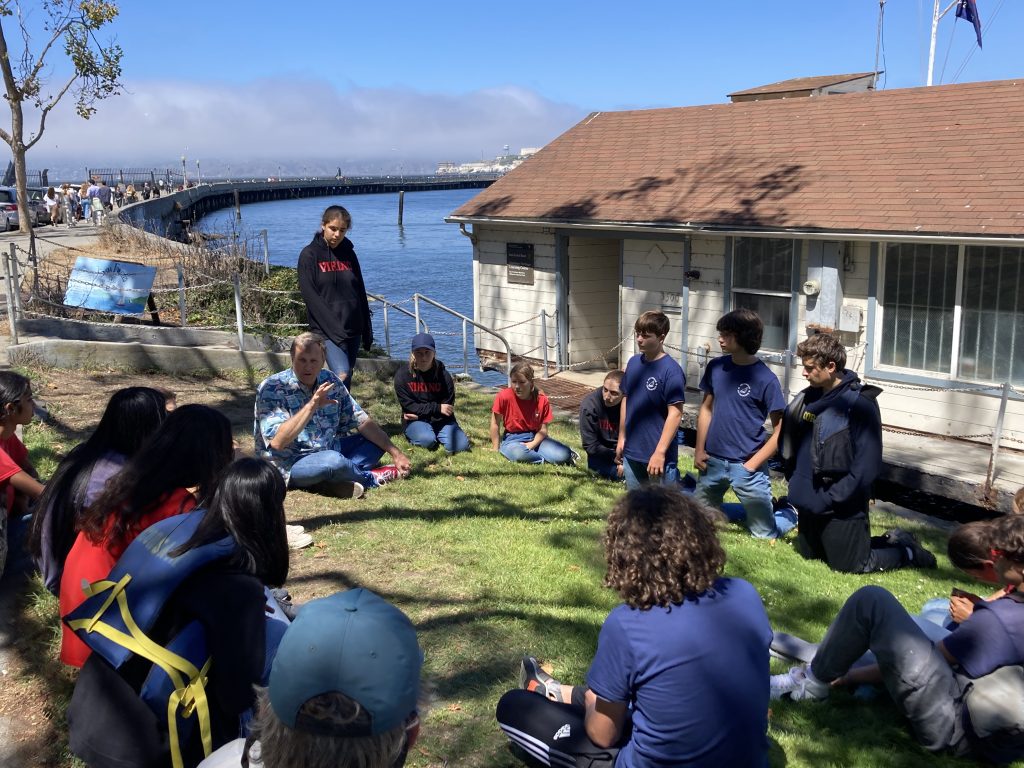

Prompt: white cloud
xmin=25 ymin=77 xmax=586 ymax=172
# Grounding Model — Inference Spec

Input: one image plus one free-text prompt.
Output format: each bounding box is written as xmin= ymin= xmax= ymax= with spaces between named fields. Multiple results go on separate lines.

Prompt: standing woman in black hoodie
xmin=297 ymin=205 xmax=373 ymax=385
xmin=394 ymin=333 xmax=470 ymax=454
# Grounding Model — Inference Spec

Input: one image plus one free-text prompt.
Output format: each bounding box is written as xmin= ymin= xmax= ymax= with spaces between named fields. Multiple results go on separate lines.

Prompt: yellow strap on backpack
xmin=67 ymin=576 xmax=214 ymax=768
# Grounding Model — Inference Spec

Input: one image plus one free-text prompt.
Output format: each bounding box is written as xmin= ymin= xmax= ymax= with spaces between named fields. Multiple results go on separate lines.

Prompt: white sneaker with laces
xmin=769 ymin=665 xmax=829 ymax=701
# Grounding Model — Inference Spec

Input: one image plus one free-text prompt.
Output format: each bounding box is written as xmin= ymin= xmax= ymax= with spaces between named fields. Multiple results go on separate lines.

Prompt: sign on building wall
xmin=64 ymin=257 xmax=157 ymax=314
xmin=506 ymin=243 xmax=534 ymax=285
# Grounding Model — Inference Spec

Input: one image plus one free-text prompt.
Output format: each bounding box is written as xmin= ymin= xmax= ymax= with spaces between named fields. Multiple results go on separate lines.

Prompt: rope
xmin=20 ymin=307 xmax=234 ymax=331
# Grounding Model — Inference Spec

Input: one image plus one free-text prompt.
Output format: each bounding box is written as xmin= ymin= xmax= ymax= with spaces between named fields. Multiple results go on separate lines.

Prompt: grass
xmin=11 ymin=365 xmax=1016 ymax=767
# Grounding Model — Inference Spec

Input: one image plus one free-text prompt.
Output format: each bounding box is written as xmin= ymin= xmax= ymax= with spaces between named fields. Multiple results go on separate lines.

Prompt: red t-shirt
xmin=491 ymin=387 xmax=552 ymax=434
xmin=0 ymin=434 xmax=30 ymax=515
xmin=58 ymin=487 xmax=198 ymax=667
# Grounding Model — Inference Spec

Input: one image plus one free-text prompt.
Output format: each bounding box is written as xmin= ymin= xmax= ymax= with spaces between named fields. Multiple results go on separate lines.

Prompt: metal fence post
xmin=177 ymin=264 xmax=187 ymax=327
xmin=462 ymin=317 xmax=469 ymax=375
xmin=261 ymin=229 xmax=270 ymax=275
xmin=540 ymin=309 xmax=549 ymax=378
xmin=553 ymin=309 xmax=562 ymax=372
xmin=233 ymin=273 xmax=245 ymax=351
xmin=414 ymin=295 xmax=421 ymax=332
xmin=984 ymin=381 xmax=1012 ymax=495
xmin=382 ymin=303 xmax=391 ymax=357
xmin=3 ymin=247 xmax=18 ymax=345
xmin=783 ymin=349 xmax=793 ymax=400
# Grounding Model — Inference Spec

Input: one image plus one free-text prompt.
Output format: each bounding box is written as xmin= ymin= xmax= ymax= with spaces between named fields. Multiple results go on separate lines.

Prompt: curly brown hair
xmin=603 ymin=486 xmax=726 ymax=609
xmin=990 ymin=514 xmax=1024 ymax=564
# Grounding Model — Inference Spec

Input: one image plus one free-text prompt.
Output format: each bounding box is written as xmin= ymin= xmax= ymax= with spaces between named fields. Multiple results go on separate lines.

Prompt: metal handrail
xmin=413 ymin=293 xmax=512 ymax=380
xmin=367 ymin=293 xmax=426 ymax=358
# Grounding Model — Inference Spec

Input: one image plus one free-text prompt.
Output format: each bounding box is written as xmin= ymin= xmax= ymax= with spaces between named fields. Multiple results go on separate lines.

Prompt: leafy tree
xmin=0 ymin=0 xmax=122 ymax=231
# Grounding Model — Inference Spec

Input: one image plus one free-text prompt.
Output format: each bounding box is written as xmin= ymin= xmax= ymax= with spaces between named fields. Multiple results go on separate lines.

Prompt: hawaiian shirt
xmin=254 ymin=367 xmax=367 ymax=478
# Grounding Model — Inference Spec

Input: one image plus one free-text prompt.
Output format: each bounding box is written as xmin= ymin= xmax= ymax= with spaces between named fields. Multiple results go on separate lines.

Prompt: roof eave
xmin=444 ymin=215 xmax=1024 ymax=247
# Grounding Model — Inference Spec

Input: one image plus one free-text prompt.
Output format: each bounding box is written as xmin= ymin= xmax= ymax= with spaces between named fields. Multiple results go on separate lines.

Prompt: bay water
xmin=196 ymin=187 xmax=505 ymax=385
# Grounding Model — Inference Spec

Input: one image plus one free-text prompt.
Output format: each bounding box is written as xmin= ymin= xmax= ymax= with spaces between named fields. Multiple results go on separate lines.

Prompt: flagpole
xmin=927 ymin=0 xmax=961 ymax=85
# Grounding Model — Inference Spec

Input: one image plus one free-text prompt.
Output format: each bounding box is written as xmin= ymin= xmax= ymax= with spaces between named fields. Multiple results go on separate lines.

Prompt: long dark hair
xmin=0 ymin=371 xmax=30 ymax=424
xmin=80 ymin=404 xmax=234 ymax=551
xmin=172 ymin=457 xmax=289 ymax=587
xmin=28 ymin=387 xmax=167 ymax=562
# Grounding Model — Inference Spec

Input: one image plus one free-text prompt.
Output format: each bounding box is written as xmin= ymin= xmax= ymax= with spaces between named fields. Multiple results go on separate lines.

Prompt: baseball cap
xmin=410 ymin=333 xmax=435 ymax=351
xmin=269 ymin=588 xmax=423 ymax=735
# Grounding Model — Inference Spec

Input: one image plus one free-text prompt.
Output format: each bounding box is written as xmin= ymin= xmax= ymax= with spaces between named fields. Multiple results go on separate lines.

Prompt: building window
xmin=879 ymin=243 xmax=1024 ymax=385
xmin=732 ymin=238 xmax=794 ymax=350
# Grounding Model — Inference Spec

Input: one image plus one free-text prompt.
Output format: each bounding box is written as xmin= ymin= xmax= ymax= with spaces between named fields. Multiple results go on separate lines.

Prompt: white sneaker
xmin=286 ymin=524 xmax=305 ymax=535
xmin=769 ymin=665 xmax=829 ymax=701
xmin=287 ymin=529 xmax=313 ymax=550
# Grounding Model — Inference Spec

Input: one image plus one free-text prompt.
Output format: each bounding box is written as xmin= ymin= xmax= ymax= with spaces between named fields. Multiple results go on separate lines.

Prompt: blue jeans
xmin=325 ymin=337 xmax=360 ymax=387
xmin=623 ymin=457 xmax=680 ymax=490
xmin=404 ymin=419 xmax=470 ymax=454
xmin=695 ymin=456 xmax=791 ymax=539
xmin=288 ymin=435 xmax=384 ymax=488
xmin=587 ymin=455 xmax=622 ymax=481
xmin=500 ymin=432 xmax=573 ymax=464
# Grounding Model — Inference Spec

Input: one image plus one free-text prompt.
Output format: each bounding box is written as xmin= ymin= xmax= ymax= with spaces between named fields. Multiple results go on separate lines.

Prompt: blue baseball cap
xmin=269 ymin=588 xmax=423 ymax=735
xmin=410 ymin=333 xmax=435 ymax=351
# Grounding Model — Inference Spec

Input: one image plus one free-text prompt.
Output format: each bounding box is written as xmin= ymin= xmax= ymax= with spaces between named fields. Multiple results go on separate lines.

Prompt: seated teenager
xmin=0 ymin=371 xmax=45 ymax=579
xmin=28 ymin=387 xmax=168 ymax=595
xmin=197 ymin=588 xmax=423 ymax=768
xmin=66 ymin=456 xmax=291 ymax=768
xmin=256 ymin=332 xmax=411 ymax=497
xmin=490 ymin=362 xmax=574 ymax=465
xmin=394 ymin=333 xmax=470 ymax=454
xmin=579 ymin=370 xmax=624 ymax=480
xmin=497 ymin=487 xmax=772 ymax=767
xmin=59 ymin=404 xmax=235 ymax=668
xmin=771 ymin=513 xmax=1024 ymax=763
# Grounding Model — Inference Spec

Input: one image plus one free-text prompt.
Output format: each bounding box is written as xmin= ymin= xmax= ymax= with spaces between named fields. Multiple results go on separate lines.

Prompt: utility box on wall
xmin=805 ymin=241 xmax=844 ymax=332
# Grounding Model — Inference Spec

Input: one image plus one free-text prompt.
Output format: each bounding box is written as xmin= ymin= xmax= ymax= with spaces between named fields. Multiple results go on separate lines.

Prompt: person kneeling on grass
xmin=198 ymin=588 xmax=423 ymax=768
xmin=490 ymin=362 xmax=575 ymax=465
xmin=771 ymin=513 xmax=1024 ymax=764
xmin=394 ymin=333 xmax=470 ymax=454
xmin=256 ymin=332 xmax=411 ymax=499
xmin=497 ymin=486 xmax=772 ymax=768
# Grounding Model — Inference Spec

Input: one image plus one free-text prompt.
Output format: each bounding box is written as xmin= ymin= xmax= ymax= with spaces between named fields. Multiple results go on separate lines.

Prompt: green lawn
xmin=16 ymin=366 xmax=1012 ymax=767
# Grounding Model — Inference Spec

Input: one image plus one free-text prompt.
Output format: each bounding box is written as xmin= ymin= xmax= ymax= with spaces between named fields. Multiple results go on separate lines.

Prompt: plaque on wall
xmin=506 ymin=243 xmax=534 ymax=285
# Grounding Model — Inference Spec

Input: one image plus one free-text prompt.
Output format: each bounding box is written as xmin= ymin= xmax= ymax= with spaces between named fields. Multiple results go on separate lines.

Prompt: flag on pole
xmin=956 ymin=0 xmax=983 ymax=49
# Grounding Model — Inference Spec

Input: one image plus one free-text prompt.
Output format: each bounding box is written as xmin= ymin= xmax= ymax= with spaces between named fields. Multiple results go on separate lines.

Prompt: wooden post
xmin=177 ymin=264 xmax=187 ymax=327
xmin=397 ymin=190 xmax=404 ymax=225
xmin=261 ymin=229 xmax=270 ymax=276
xmin=233 ymin=273 xmax=245 ymax=351
xmin=3 ymin=247 xmax=18 ymax=345
xmin=9 ymin=245 xmax=22 ymax=316
xmin=234 ymin=189 xmax=242 ymax=220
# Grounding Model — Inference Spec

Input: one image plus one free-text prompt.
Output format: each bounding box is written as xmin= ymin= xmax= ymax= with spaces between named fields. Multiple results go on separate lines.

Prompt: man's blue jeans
xmin=500 ymin=432 xmax=573 ymax=464
xmin=623 ymin=457 xmax=680 ymax=490
xmin=404 ymin=419 xmax=470 ymax=454
xmin=587 ymin=455 xmax=622 ymax=481
xmin=288 ymin=435 xmax=384 ymax=488
xmin=695 ymin=456 xmax=791 ymax=539
xmin=325 ymin=337 xmax=360 ymax=387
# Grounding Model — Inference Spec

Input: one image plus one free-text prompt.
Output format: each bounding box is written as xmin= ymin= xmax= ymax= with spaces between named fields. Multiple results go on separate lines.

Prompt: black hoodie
xmin=782 ymin=369 xmax=882 ymax=516
xmin=394 ymin=360 xmax=456 ymax=425
xmin=297 ymin=233 xmax=373 ymax=348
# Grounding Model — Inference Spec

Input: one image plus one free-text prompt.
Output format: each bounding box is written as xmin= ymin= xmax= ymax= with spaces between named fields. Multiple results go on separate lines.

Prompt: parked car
xmin=0 ymin=187 xmax=21 ymax=231
xmin=27 ymin=188 xmax=51 ymax=225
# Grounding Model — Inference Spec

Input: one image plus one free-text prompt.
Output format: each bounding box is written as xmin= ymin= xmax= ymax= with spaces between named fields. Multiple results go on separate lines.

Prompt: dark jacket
xmin=394 ymin=361 xmax=456 ymax=426
xmin=780 ymin=370 xmax=882 ymax=516
xmin=297 ymin=233 xmax=373 ymax=349
xmin=579 ymin=387 xmax=620 ymax=462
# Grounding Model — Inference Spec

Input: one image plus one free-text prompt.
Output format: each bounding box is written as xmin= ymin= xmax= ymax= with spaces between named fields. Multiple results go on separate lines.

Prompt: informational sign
xmin=63 ymin=257 xmax=157 ymax=314
xmin=506 ymin=243 xmax=535 ymax=285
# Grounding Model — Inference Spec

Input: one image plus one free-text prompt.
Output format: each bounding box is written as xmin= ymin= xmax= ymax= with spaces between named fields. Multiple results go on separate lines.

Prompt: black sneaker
xmin=519 ymin=656 xmax=563 ymax=702
xmin=884 ymin=528 xmax=938 ymax=569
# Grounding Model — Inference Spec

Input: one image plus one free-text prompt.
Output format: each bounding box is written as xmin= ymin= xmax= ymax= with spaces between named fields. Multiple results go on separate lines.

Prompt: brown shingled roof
xmin=727 ymin=72 xmax=876 ymax=97
xmin=451 ymin=78 xmax=1024 ymax=238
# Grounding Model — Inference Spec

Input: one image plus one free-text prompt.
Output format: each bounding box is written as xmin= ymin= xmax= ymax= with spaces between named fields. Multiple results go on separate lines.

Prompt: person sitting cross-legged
xmin=255 ymin=332 xmax=411 ymax=498
xmin=496 ymin=486 xmax=772 ymax=768
xmin=771 ymin=513 xmax=1024 ymax=764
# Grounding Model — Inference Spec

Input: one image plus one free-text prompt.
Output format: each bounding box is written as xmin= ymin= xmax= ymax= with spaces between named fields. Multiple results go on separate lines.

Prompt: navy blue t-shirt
xmin=586 ymin=577 xmax=771 ymax=768
xmin=943 ymin=595 xmax=1024 ymax=679
xmin=699 ymin=357 xmax=785 ymax=462
xmin=621 ymin=353 xmax=685 ymax=464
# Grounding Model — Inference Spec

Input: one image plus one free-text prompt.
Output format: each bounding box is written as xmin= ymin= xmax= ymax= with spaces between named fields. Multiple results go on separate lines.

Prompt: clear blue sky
xmin=22 ymin=0 xmax=1024 ymax=173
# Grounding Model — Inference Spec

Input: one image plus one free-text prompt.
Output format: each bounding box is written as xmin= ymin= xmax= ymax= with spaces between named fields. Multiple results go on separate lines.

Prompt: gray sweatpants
xmin=810 ymin=585 xmax=969 ymax=754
